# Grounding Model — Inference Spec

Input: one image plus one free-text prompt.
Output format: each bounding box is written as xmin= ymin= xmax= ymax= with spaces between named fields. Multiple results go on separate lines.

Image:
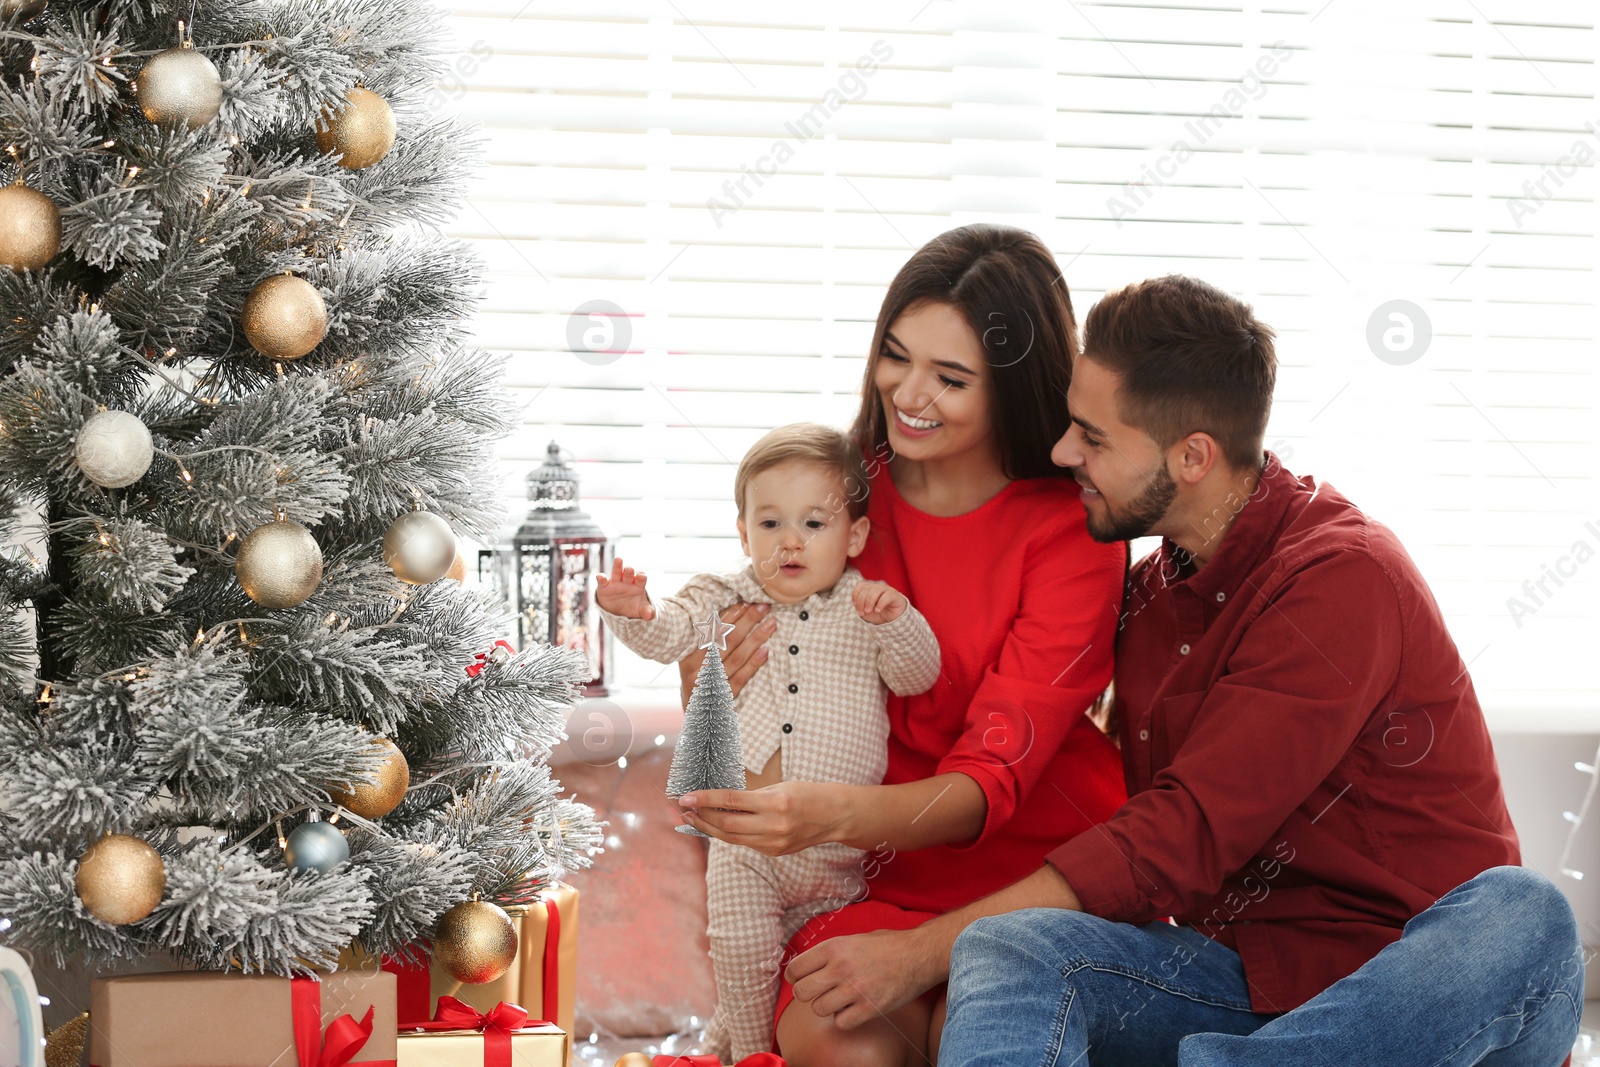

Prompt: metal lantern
xmin=482 ymin=441 xmax=613 ymax=695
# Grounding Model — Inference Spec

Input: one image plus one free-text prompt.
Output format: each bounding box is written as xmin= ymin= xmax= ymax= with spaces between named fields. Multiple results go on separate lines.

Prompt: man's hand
xmin=852 ymin=580 xmax=908 ymax=625
xmin=784 ymin=926 xmax=942 ymax=1030
xmin=594 ymin=558 xmax=655 ymax=620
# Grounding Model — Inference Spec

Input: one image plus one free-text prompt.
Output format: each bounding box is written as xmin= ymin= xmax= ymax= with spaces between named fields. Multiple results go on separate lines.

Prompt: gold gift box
xmin=395 ymin=1023 xmax=568 ymax=1067
xmin=433 ymin=885 xmax=578 ymax=1040
xmin=342 ymin=884 xmax=579 ymax=1042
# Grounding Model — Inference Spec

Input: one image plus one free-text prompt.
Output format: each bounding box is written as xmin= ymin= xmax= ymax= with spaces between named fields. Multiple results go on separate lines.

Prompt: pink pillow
xmin=560 ymin=745 xmax=716 ymax=1039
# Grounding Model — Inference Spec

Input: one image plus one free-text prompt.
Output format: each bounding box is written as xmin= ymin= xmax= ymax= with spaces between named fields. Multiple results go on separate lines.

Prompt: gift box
xmin=87 ymin=970 xmax=397 ymax=1067
xmin=367 ymin=885 xmax=579 ymax=1041
xmin=395 ymin=999 xmax=567 ymax=1067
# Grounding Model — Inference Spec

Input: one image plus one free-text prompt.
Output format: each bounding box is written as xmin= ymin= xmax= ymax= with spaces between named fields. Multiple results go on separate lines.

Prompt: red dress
xmin=772 ymin=465 xmax=1130 ymax=1032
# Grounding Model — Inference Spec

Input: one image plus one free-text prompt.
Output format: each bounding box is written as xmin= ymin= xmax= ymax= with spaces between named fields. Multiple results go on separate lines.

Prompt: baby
xmin=594 ymin=422 xmax=941 ymax=1060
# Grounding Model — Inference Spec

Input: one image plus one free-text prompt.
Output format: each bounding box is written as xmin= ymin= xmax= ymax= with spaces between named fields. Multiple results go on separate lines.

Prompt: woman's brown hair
xmin=850 ymin=223 xmax=1080 ymax=480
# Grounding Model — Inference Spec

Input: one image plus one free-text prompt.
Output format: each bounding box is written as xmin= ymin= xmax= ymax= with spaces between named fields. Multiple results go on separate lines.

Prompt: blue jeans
xmin=940 ymin=866 xmax=1585 ymax=1066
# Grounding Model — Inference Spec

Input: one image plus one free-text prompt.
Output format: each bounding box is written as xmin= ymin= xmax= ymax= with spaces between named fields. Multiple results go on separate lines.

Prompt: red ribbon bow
xmin=403 ymin=997 xmax=549 ymax=1067
xmin=651 ymin=1056 xmax=787 ymax=1067
xmin=290 ymin=977 xmax=385 ymax=1067
xmin=465 ymin=640 xmax=516 ymax=677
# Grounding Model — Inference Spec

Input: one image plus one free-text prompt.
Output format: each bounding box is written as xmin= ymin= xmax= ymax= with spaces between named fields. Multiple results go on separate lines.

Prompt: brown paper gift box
xmin=393 ymin=1024 xmax=567 ymax=1067
xmin=88 ymin=970 xmax=397 ymax=1067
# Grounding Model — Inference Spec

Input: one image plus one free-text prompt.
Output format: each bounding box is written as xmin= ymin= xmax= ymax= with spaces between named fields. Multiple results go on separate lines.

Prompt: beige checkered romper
xmin=602 ymin=565 xmax=941 ymax=1060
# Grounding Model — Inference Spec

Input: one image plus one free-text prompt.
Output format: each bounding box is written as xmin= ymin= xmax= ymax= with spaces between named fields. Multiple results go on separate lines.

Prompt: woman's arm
xmin=676 ymin=601 xmax=776 ymax=704
xmin=679 ymin=771 xmax=986 ymax=854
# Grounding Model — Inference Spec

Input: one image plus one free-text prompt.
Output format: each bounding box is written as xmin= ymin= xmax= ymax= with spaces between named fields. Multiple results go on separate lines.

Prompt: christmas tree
xmin=0 ymin=0 xmax=600 ymax=976
xmin=668 ymin=613 xmax=746 ymax=838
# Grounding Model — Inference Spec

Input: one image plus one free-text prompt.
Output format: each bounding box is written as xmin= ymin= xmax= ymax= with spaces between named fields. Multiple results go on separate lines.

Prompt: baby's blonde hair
xmin=735 ymin=423 xmax=871 ymax=520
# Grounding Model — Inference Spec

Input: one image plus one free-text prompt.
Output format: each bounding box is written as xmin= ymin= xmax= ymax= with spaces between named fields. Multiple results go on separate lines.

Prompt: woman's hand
xmin=677 ymin=780 xmax=847 ymax=856
xmin=677 ymin=602 xmax=776 ymax=704
xmin=785 ymin=926 xmax=943 ymax=1030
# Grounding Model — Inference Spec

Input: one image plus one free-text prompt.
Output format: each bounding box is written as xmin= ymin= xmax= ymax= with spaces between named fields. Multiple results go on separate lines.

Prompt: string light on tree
xmin=235 ymin=512 xmax=323 ymax=608
xmin=74 ymin=834 xmax=165 ymax=925
xmin=432 ymin=895 xmax=518 ymax=984
xmin=383 ymin=507 xmax=457 ymax=585
xmin=0 ymin=177 xmax=61 ymax=272
xmin=328 ymin=736 xmax=410 ymax=819
xmin=315 ymin=86 xmax=396 ymax=170
xmin=241 ymin=274 xmax=328 ymax=360
xmin=135 ymin=39 xmax=222 ymax=129
xmin=75 ymin=410 xmax=153 ymax=488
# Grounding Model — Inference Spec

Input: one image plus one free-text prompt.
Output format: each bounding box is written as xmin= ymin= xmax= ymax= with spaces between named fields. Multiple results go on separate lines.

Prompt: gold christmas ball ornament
xmin=75 ymin=834 xmax=166 ymax=925
xmin=432 ymin=898 xmax=518 ymax=984
xmin=242 ymin=274 xmax=328 ymax=360
xmin=135 ymin=44 xmax=223 ymax=129
xmin=0 ymin=182 xmax=62 ymax=272
xmin=315 ymin=87 xmax=397 ymax=170
xmin=329 ymin=736 xmax=410 ymax=819
xmin=382 ymin=509 xmax=457 ymax=585
xmin=446 ymin=550 xmax=467 ymax=583
xmin=76 ymin=409 xmax=154 ymax=488
xmin=613 ymin=1056 xmax=654 ymax=1067
xmin=235 ymin=516 xmax=324 ymax=608
xmin=0 ymin=0 xmax=48 ymax=21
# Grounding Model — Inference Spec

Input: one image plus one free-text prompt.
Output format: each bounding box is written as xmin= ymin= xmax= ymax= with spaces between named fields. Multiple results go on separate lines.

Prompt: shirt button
xmin=787 ymin=683 xmax=798 ymax=694
xmin=799 ymin=611 xmax=809 ymax=621
xmin=1139 ymin=729 xmax=1150 ymax=741
xmin=1180 ymin=644 xmax=1191 ymax=655
xmin=782 ymin=723 xmax=793 ymax=734
xmin=789 ymin=645 xmax=799 ymax=655
xmin=1216 ymin=592 xmax=1226 ymax=603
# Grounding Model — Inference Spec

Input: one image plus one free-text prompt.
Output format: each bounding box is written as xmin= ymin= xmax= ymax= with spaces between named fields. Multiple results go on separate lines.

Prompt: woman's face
xmin=873 ymin=301 xmax=998 ymax=466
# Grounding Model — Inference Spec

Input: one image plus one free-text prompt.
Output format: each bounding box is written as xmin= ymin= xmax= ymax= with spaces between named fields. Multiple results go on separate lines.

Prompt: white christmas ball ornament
xmin=382 ymin=510 xmax=457 ymax=585
xmin=135 ymin=44 xmax=223 ymax=129
xmin=76 ymin=410 xmax=154 ymax=488
xmin=235 ymin=517 xmax=324 ymax=608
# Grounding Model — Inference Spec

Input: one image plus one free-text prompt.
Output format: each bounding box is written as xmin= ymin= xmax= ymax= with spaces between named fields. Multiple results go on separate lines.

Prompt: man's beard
xmin=1084 ymin=461 xmax=1177 ymax=543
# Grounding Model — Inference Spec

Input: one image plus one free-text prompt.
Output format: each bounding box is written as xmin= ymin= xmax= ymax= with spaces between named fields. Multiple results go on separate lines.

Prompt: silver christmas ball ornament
xmin=382 ymin=510 xmax=457 ymax=585
xmin=284 ymin=820 xmax=349 ymax=874
xmin=136 ymin=44 xmax=223 ymax=129
xmin=235 ymin=517 xmax=324 ymax=608
xmin=76 ymin=410 xmax=154 ymax=488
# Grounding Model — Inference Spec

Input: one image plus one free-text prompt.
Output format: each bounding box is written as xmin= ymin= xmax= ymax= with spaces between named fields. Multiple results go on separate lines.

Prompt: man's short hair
xmin=1082 ymin=275 xmax=1277 ymax=470
xmin=736 ymin=423 xmax=870 ymax=520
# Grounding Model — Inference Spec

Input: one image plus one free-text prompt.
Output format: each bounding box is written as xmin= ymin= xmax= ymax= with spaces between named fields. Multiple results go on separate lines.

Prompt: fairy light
xmin=275 ymin=820 xmax=287 ymax=850
xmin=37 ymin=683 xmax=51 ymax=705
xmin=1558 ymin=741 xmax=1600 ymax=881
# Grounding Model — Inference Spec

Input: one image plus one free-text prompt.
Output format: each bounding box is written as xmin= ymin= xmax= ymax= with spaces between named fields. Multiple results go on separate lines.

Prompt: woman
xmin=677 ymin=224 xmax=1127 ymax=1065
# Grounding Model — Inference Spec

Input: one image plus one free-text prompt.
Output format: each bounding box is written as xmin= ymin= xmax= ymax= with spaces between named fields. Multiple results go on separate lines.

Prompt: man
xmin=786 ymin=275 xmax=1585 ymax=1065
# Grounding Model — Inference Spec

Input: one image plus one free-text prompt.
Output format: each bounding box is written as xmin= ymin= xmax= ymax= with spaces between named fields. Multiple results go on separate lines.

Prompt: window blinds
xmin=434 ymin=0 xmax=1598 ymax=727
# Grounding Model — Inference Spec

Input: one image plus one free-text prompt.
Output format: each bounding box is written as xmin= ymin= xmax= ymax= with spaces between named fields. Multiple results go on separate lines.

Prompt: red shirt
xmin=1047 ymin=454 xmax=1520 ymax=1014
xmin=854 ymin=467 xmax=1129 ymax=914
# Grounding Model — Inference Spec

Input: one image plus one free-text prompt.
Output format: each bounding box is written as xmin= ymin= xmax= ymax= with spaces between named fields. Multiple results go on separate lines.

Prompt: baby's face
xmin=738 ymin=460 xmax=869 ymax=604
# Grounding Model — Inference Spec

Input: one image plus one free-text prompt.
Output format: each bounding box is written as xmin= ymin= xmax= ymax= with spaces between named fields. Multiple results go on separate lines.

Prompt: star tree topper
xmin=694 ymin=610 xmax=735 ymax=652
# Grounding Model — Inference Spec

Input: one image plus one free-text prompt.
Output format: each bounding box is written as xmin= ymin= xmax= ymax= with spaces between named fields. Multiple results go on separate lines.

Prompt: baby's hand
xmin=853 ymin=580 xmax=908 ymax=625
xmin=595 ymin=557 xmax=656 ymax=620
